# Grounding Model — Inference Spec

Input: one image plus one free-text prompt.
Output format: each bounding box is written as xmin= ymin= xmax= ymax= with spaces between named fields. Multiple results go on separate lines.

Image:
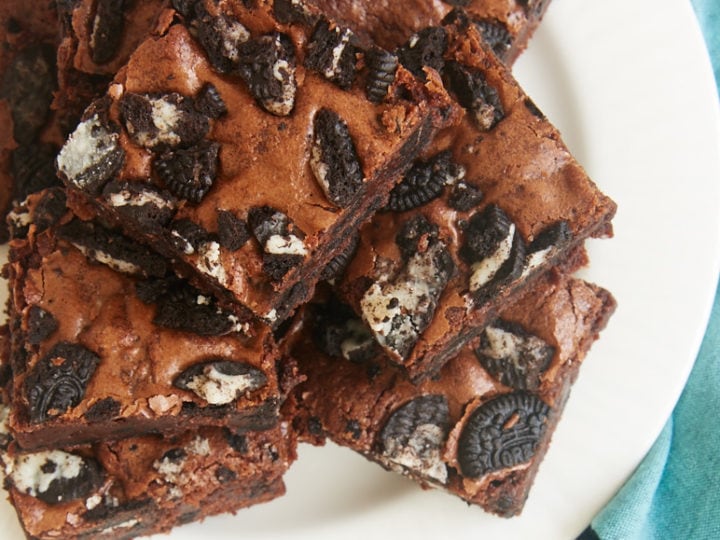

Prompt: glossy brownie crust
xmin=334 ymin=14 xmax=616 ymax=381
xmin=5 ymin=190 xmax=297 ymax=450
xmin=289 ymin=271 xmax=616 ymax=516
xmin=59 ymin=0 xmax=458 ymax=326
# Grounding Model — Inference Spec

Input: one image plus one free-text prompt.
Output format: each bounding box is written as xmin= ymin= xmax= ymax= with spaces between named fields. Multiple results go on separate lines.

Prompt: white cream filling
xmin=8 ymin=450 xmax=85 ymax=498
xmin=195 ymin=241 xmax=228 ymax=286
xmin=184 ymin=365 xmax=260 ymax=405
xmin=265 ymin=234 xmax=307 ymax=256
xmin=469 ymin=223 xmax=515 ymax=292
xmin=107 ymin=188 xmax=175 ymax=210
xmin=56 ymin=114 xmax=120 ymax=187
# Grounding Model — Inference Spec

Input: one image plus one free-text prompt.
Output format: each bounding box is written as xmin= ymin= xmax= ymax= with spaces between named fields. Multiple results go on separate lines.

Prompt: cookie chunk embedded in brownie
xmin=288 ymin=271 xmax=616 ymax=516
xmin=5 ymin=190 xmax=301 ymax=450
xmin=333 ymin=15 xmax=615 ymax=381
xmin=57 ymin=0 xmax=460 ymax=327
xmin=301 ymin=0 xmax=552 ymax=63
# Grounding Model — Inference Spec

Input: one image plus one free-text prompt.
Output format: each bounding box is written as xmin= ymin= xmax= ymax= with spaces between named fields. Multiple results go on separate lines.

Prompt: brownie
xmin=4 ymin=189 xmax=301 ymax=450
xmin=288 ymin=271 xmax=616 ymax=516
xmin=0 ymin=405 xmax=297 ymax=539
xmin=57 ymin=0 xmax=459 ymax=326
xmin=332 ymin=14 xmax=616 ymax=381
xmin=54 ymin=0 xmax=173 ymax=134
xmin=0 ymin=2 xmax=64 ymax=242
xmin=301 ymin=0 xmax=552 ymax=63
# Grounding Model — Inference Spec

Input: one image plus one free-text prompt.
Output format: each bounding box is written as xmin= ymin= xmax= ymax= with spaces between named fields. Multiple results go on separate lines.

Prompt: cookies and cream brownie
xmin=288 ymin=271 xmax=616 ymax=516
xmin=5 ymin=189 xmax=300 ymax=450
xmin=0 ymin=2 xmax=64 ymax=242
xmin=57 ymin=0 xmax=459 ymax=326
xmin=333 ymin=12 xmax=616 ymax=381
xmin=297 ymin=0 xmax=551 ymax=63
xmin=0 ymin=403 xmax=297 ymax=540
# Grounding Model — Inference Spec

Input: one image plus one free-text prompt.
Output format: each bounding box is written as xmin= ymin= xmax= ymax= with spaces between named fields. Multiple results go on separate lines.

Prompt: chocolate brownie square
xmin=288 ymin=270 xmax=616 ymax=516
xmin=57 ymin=0 xmax=459 ymax=326
xmin=332 ymin=13 xmax=616 ymax=381
xmin=0 ymin=405 xmax=297 ymax=540
xmin=5 ymin=189 xmax=301 ymax=450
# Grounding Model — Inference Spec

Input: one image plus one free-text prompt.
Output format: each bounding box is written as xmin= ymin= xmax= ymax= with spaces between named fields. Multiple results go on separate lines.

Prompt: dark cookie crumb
xmin=192 ymin=5 xmax=250 ymax=74
xmin=89 ymin=0 xmax=126 ymax=65
xmin=386 ymin=150 xmax=464 ymax=212
xmin=310 ymin=108 xmax=364 ymax=207
xmin=224 ymin=428 xmax=249 ymax=453
xmin=57 ymin=219 xmax=168 ymax=278
xmin=216 ymin=210 xmax=250 ymax=251
xmin=448 ymin=180 xmax=483 ymax=212
xmin=215 ymin=466 xmax=237 ymax=483
xmin=365 ymin=48 xmax=398 ymax=103
xmin=473 ymin=19 xmax=513 ymax=62
xmin=102 ymin=180 xmax=178 ymax=229
xmin=24 ymin=342 xmax=101 ymax=422
xmin=11 ymin=143 xmax=61 ymax=202
xmin=305 ymin=19 xmax=357 ymax=89
xmin=83 ymin=397 xmax=121 ymax=421
xmin=194 ymin=83 xmax=228 ymax=119
xmin=457 ymin=392 xmax=550 ymax=478
xmin=27 ymin=306 xmax=59 ymax=346
xmin=397 ymin=27 xmax=448 ymax=78
xmin=345 ymin=419 xmax=362 ymax=440
xmin=168 ymin=218 xmax=212 ymax=254
xmin=444 ymin=61 xmax=504 ymax=131
xmin=320 ymin=234 xmax=359 ymax=282
xmin=475 ymin=320 xmax=555 ymax=390
xmin=1 ymin=44 xmax=56 ymax=145
xmin=237 ymin=32 xmax=297 ymax=116
xmin=155 ymin=141 xmax=220 ymax=203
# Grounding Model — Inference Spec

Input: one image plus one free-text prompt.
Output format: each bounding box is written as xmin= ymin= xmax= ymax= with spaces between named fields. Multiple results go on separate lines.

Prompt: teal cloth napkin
xmin=588 ymin=1 xmax=720 ymax=538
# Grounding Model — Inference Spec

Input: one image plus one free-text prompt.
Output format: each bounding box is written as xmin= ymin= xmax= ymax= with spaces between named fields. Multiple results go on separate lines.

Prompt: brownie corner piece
xmin=56 ymin=0 xmax=459 ymax=326
xmin=5 ymin=190 xmax=289 ymax=450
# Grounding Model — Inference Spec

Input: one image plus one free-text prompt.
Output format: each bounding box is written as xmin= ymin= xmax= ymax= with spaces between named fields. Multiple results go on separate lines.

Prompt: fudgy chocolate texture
xmin=0 ymin=404 xmax=296 ymax=540
xmin=0 ymin=2 xmax=64 ymax=242
xmin=334 ymin=15 xmax=616 ymax=382
xmin=288 ymin=271 xmax=616 ymax=516
xmin=57 ymin=0 xmax=459 ymax=326
xmin=5 ymin=190 xmax=301 ymax=450
xmin=303 ymin=0 xmax=552 ymax=63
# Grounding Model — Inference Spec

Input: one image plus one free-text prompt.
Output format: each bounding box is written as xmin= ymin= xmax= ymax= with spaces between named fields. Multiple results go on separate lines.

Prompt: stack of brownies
xmin=0 ymin=0 xmax=616 ymax=537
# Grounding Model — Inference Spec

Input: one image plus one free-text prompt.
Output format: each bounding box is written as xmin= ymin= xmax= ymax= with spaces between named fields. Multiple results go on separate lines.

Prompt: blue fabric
xmin=591 ymin=3 xmax=720 ymax=537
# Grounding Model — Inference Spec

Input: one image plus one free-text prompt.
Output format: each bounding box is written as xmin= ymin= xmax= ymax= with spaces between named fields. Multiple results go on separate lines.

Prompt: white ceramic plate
xmin=2 ymin=0 xmax=719 ymax=538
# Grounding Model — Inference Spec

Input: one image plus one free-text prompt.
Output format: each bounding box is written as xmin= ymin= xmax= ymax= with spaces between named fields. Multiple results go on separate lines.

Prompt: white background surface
xmin=2 ymin=0 xmax=720 ymax=538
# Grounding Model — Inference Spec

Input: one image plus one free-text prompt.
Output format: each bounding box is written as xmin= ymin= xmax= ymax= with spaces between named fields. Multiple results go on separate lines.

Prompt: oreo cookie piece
xmin=57 ymin=219 xmax=168 ymax=278
xmin=216 ymin=210 xmax=250 ymax=252
xmin=102 ymin=180 xmax=178 ymax=228
xmin=360 ymin=216 xmax=455 ymax=359
xmin=248 ymin=206 xmax=308 ymax=282
xmin=473 ymin=19 xmax=513 ymax=62
xmin=305 ymin=19 xmax=357 ymax=89
xmin=460 ymin=205 xmax=525 ymax=303
xmin=378 ymin=395 xmax=451 ymax=484
xmin=173 ymin=360 xmax=268 ymax=405
xmin=194 ymin=83 xmax=228 ymax=119
xmin=309 ymin=108 xmax=364 ymax=207
xmin=24 ymin=342 xmax=101 ymax=423
xmin=447 ymin=180 xmax=483 ymax=212
xmin=386 ymin=150 xmax=465 ymax=212
xmin=475 ymin=321 xmax=555 ymax=390
xmin=397 ymin=27 xmax=448 ymax=78
xmin=7 ymin=450 xmax=105 ymax=505
xmin=1 ymin=44 xmax=56 ymax=145
xmin=320 ymin=234 xmax=359 ymax=282
xmin=311 ymin=297 xmax=378 ymax=364
xmin=27 ymin=306 xmax=59 ymax=346
xmin=154 ymin=140 xmax=220 ymax=203
xmin=152 ymin=281 xmax=245 ymax=336
xmin=444 ymin=61 xmax=504 ymax=131
xmin=192 ymin=5 xmax=250 ymax=74
xmin=28 ymin=188 xmax=68 ymax=235
xmin=237 ymin=32 xmax=297 ymax=116
xmin=56 ymin=98 xmax=125 ymax=194
xmin=168 ymin=218 xmax=212 ymax=254
xmin=522 ymin=221 xmax=572 ymax=277
xmin=89 ymin=0 xmax=126 ymax=64
xmin=119 ymin=92 xmax=210 ymax=150
xmin=11 ymin=143 xmax=61 ymax=202
xmin=456 ymin=392 xmax=550 ymax=478
xmin=365 ymin=48 xmax=398 ymax=103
